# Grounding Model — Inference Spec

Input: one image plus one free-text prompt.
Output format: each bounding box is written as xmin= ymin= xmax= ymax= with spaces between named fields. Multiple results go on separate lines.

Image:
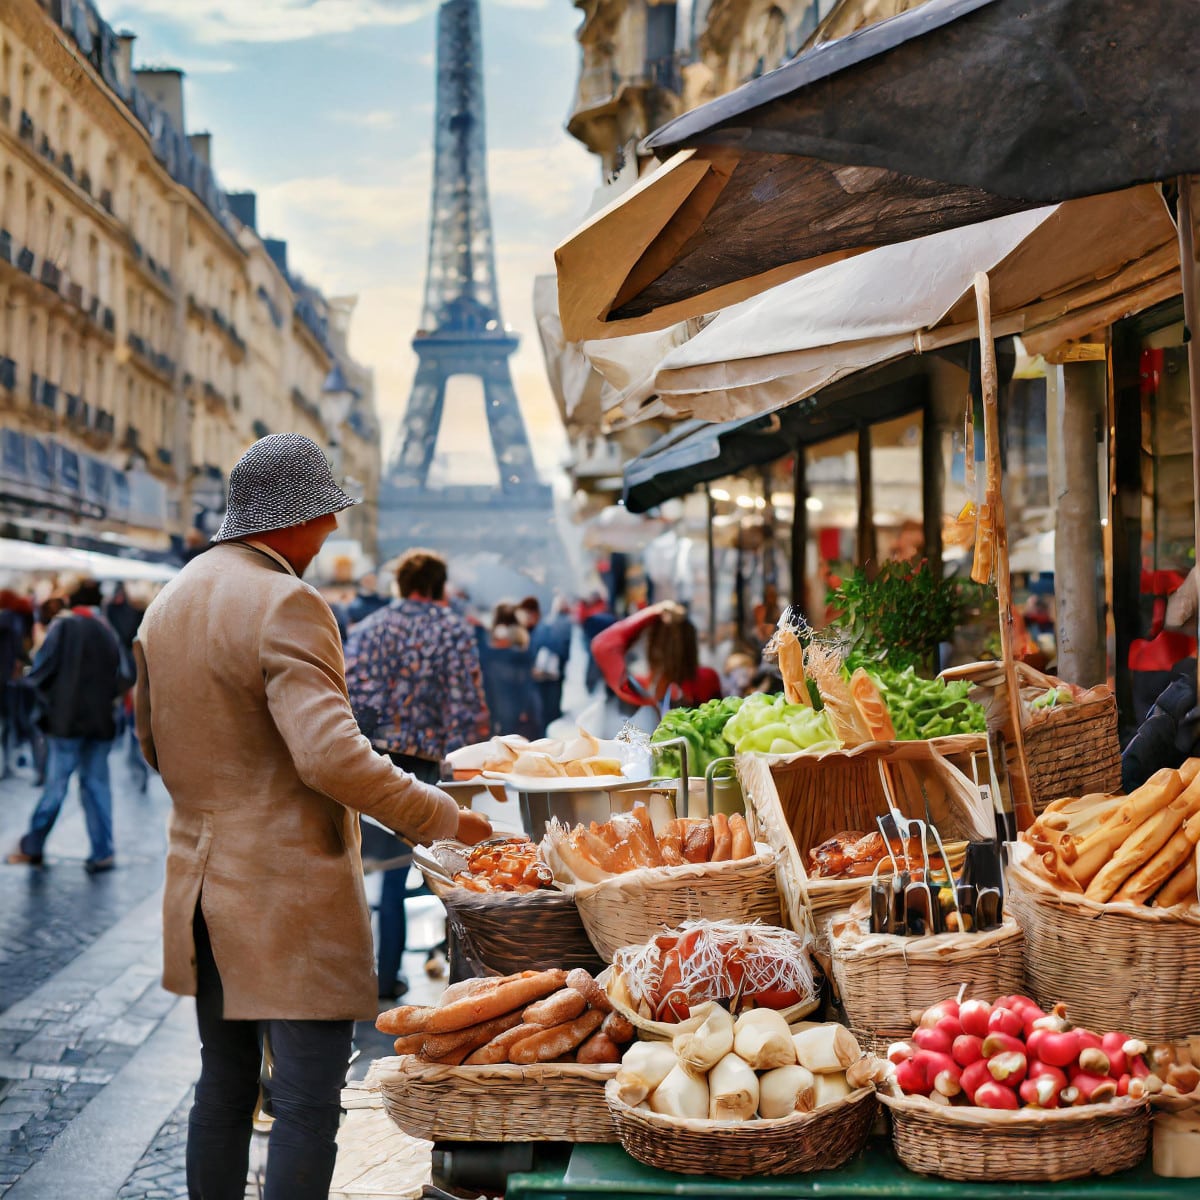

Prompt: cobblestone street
xmin=0 ymin=741 xmax=452 ymax=1198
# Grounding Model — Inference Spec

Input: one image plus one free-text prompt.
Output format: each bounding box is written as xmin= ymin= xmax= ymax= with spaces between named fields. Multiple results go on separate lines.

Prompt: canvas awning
xmin=0 ymin=538 xmax=179 ymax=582
xmin=555 ymin=0 xmax=1200 ymax=341
xmin=607 ymin=186 xmax=1177 ymax=423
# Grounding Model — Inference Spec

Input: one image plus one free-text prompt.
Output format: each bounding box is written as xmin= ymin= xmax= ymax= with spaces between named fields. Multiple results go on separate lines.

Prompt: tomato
xmin=745 ymin=987 xmax=802 ymax=1010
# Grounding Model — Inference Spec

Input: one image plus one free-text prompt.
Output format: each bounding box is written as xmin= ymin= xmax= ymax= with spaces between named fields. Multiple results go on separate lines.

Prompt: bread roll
xmin=1153 ymin=854 xmax=1199 ymax=909
xmin=1112 ymin=822 xmax=1200 ymax=905
xmin=1085 ymin=789 xmax=1199 ymax=902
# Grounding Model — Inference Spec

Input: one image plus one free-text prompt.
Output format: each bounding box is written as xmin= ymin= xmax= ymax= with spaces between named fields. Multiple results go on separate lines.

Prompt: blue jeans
xmin=19 ymin=736 xmax=114 ymax=861
xmin=188 ymin=908 xmax=351 ymax=1200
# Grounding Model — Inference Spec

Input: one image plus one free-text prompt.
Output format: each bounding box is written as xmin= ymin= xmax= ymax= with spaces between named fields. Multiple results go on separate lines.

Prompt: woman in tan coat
xmin=135 ymin=434 xmax=490 ymax=1200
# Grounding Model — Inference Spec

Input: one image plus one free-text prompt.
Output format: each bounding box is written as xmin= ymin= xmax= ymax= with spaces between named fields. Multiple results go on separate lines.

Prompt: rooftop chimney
xmin=134 ymin=68 xmax=185 ymax=133
xmin=264 ymin=238 xmax=289 ymax=277
xmin=188 ymin=132 xmax=212 ymax=166
xmin=227 ymin=192 xmax=257 ymax=232
xmin=114 ymin=32 xmax=135 ymax=93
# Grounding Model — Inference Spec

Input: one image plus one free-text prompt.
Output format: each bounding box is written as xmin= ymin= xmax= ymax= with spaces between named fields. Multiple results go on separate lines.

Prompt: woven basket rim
xmin=420 ymin=871 xmax=575 ymax=908
xmin=605 ymin=1077 xmax=876 ymax=1133
xmin=830 ymin=918 xmax=1022 ymax=963
xmin=1008 ymin=851 xmax=1200 ymax=926
xmin=563 ymin=844 xmax=778 ymax=898
xmin=878 ymin=1088 xmax=1148 ymax=1127
xmin=746 ymin=733 xmax=987 ymax=769
xmin=375 ymin=1053 xmax=619 ymax=1085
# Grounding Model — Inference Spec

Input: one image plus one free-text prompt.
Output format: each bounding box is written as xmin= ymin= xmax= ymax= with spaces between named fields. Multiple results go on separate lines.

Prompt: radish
xmin=987 ymin=1007 xmax=1024 ymax=1039
xmin=1027 ymin=1061 xmax=1068 ymax=1088
xmin=981 ymin=1031 xmax=1025 ymax=1059
xmin=958 ymin=999 xmax=992 ymax=1039
xmin=959 ymin=1059 xmax=992 ymax=1103
xmin=1071 ymin=1071 xmax=1117 ymax=1104
xmin=952 ymin=1034 xmax=984 ymax=1067
xmin=894 ymin=1057 xmax=931 ymax=1096
xmin=1059 ymin=1085 xmax=1081 ymax=1106
xmin=1034 ymin=1029 xmax=1081 ymax=1068
xmin=1078 ymin=1047 xmax=1111 ymax=1077
xmin=935 ymin=1014 xmax=964 ymax=1042
xmin=1116 ymin=1073 xmax=1131 ymax=1097
xmin=918 ymin=998 xmax=961 ymax=1028
xmin=975 ymin=1080 xmax=1019 ymax=1110
xmin=987 ymin=1051 xmax=1027 ymax=1085
xmin=912 ymin=1025 xmax=954 ymax=1055
xmin=887 ymin=1041 xmax=915 ymax=1065
xmin=1020 ymin=1075 xmax=1062 ymax=1108
xmin=1101 ymin=1032 xmax=1128 ymax=1077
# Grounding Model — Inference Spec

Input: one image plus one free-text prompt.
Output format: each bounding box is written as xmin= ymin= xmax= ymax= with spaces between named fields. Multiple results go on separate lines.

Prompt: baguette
xmin=711 ymin=813 xmax=732 ymax=862
xmin=776 ymin=629 xmax=810 ymax=708
xmin=508 ymin=1008 xmax=605 ymax=1064
xmin=565 ymin=968 xmax=611 ymax=1012
xmin=1153 ymin=855 xmax=1199 ymax=909
xmin=1112 ymin=815 xmax=1200 ymax=905
xmin=1069 ymin=769 xmax=1185 ymax=886
xmin=423 ymin=969 xmax=567 ymax=1034
xmin=1182 ymin=759 xmax=1200 ymax=787
xmin=523 ymin=987 xmax=587 ymax=1026
xmin=392 ymin=1033 xmax=428 ymax=1055
xmin=419 ymin=1010 xmax=525 ymax=1061
xmin=464 ymin=1022 xmax=546 ymax=1065
xmin=576 ymin=1030 xmax=621 ymax=1064
xmin=1085 ymin=788 xmax=1200 ymax=902
xmin=376 ymin=1005 xmax=435 ymax=1036
xmin=729 ymin=813 xmax=754 ymax=860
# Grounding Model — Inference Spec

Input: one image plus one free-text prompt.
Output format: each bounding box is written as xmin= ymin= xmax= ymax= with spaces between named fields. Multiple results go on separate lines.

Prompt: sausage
xmin=602 ymin=1011 xmax=634 ymax=1044
xmin=464 ymin=1022 xmax=547 ymax=1065
xmin=419 ymin=1009 xmax=525 ymax=1060
xmin=576 ymin=1030 xmax=620 ymax=1064
xmin=392 ymin=1033 xmax=428 ymax=1055
xmin=423 ymin=969 xmax=567 ymax=1034
xmin=565 ymin=968 xmax=612 ymax=1013
xmin=729 ymin=813 xmax=754 ymax=860
xmin=376 ymin=1005 xmax=435 ymax=1036
xmin=508 ymin=1008 xmax=605 ymax=1064
xmin=682 ymin=819 xmax=715 ymax=864
xmin=523 ymin=987 xmax=587 ymax=1026
xmin=711 ymin=812 xmax=732 ymax=862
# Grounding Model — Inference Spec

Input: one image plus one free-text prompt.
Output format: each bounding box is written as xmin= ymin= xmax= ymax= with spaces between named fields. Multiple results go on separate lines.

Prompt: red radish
xmin=1025 ymin=1029 xmax=1047 ymax=1062
xmin=1116 ymin=1074 xmax=1131 ymax=1097
xmin=987 ymin=1007 xmax=1024 ymax=1039
xmin=1035 ymin=1030 xmax=1082 ymax=1068
xmin=1031 ymin=1003 xmax=1070 ymax=1033
xmin=894 ymin=1057 xmax=932 ymax=1096
xmin=906 ymin=1050 xmax=962 ymax=1097
xmin=1078 ymin=1047 xmax=1111 ymax=1077
xmin=987 ymin=1051 xmax=1028 ymax=1084
xmin=959 ymin=1060 xmax=993 ymax=1103
xmin=1059 ymin=1086 xmax=1081 ymax=1106
xmin=981 ymin=1032 xmax=1025 ymax=1058
xmin=913 ymin=1026 xmax=954 ymax=1055
xmin=934 ymin=1068 xmax=963 ymax=1098
xmin=1071 ymin=1071 xmax=1117 ymax=1104
xmin=959 ymin=999 xmax=992 ymax=1039
xmin=1101 ymin=1032 xmax=1129 ymax=1077
xmin=952 ymin=1034 xmax=984 ymax=1067
xmin=935 ymin=1014 xmax=964 ymax=1042
xmin=1027 ymin=1061 xmax=1068 ymax=1088
xmin=1076 ymin=1029 xmax=1103 ymax=1054
xmin=887 ymin=1041 xmax=915 ymax=1064
xmin=1132 ymin=1056 xmax=1150 ymax=1080
xmin=919 ymin=999 xmax=961 ymax=1028
xmin=1020 ymin=1075 xmax=1062 ymax=1108
xmin=975 ymin=1081 xmax=1019 ymax=1110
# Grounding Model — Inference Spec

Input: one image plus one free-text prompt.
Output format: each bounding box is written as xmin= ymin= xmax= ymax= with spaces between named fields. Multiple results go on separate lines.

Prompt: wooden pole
xmin=921 ymin=401 xmax=944 ymax=579
xmin=857 ymin=423 xmax=876 ymax=570
xmin=974 ymin=272 xmax=1036 ymax=833
xmin=1177 ymin=174 xmax=1200 ymax=694
xmin=791 ymin=447 xmax=808 ymax=614
xmin=705 ymin=486 xmax=717 ymax=651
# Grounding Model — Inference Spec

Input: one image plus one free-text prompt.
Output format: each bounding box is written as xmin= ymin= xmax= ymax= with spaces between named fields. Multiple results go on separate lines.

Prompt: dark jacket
xmin=26 ymin=609 xmax=132 ymax=740
xmin=1121 ymin=658 xmax=1200 ymax=792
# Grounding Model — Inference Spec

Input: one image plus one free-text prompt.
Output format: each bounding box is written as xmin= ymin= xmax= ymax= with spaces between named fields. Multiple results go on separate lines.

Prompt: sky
xmin=105 ymin=0 xmax=600 ymax=486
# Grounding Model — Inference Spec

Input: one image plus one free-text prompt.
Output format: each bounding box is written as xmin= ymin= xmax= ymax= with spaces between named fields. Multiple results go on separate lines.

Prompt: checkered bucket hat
xmin=212 ymin=433 xmax=360 ymax=544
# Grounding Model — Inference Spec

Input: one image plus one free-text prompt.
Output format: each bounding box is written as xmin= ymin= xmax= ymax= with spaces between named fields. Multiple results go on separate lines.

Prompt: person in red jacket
xmin=591 ymin=600 xmax=722 ymax=710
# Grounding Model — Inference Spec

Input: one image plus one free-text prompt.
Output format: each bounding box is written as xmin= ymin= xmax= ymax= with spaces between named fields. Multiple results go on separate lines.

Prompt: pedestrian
xmin=0 ymin=589 xmax=32 ymax=777
xmin=517 ymin=595 xmax=573 ymax=735
xmin=344 ymin=548 xmax=489 ymax=998
xmin=6 ymin=579 xmax=132 ymax=872
xmin=343 ymin=571 xmax=390 ymax=631
xmin=132 ymin=434 xmax=491 ymax=1200
xmin=480 ymin=601 xmax=542 ymax=740
xmin=106 ymin=582 xmax=150 ymax=792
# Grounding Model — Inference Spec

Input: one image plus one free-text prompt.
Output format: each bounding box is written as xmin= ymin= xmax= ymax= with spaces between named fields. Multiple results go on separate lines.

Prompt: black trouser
xmin=187 ymin=908 xmax=353 ymax=1200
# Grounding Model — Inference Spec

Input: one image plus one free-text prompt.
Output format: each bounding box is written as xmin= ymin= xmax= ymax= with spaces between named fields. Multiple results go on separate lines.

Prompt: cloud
xmin=331 ymin=109 xmax=400 ymax=129
xmin=110 ymin=0 xmax=435 ymax=45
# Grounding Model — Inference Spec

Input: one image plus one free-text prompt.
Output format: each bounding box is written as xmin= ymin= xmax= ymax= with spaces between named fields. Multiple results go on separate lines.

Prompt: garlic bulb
xmin=757 ymin=1064 xmax=816 ymax=1119
xmin=791 ymin=1024 xmax=861 ymax=1074
xmin=708 ymin=1052 xmax=759 ymax=1123
xmin=733 ymin=1008 xmax=796 ymax=1070
xmin=649 ymin=1062 xmax=710 ymax=1120
xmin=673 ymin=1003 xmax=734 ymax=1074
xmin=615 ymin=1041 xmax=679 ymax=1106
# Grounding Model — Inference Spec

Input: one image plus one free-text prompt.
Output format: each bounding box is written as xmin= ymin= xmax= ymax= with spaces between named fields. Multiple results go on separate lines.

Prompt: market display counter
xmin=506 ymin=1142 xmax=1193 ymax=1200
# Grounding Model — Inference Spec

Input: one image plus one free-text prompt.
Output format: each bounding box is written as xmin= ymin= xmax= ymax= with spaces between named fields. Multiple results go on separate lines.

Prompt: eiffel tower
xmin=378 ymin=0 xmax=558 ymax=593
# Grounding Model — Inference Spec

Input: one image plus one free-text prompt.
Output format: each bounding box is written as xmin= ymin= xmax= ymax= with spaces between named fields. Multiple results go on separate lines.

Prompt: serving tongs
xmin=920 ymin=781 xmax=965 ymax=934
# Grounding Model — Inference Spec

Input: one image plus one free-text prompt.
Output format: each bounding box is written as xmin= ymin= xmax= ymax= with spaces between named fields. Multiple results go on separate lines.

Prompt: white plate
xmin=480 ymin=767 xmax=651 ymax=792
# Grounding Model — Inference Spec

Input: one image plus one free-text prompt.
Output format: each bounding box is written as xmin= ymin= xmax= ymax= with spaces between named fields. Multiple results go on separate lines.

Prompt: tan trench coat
xmin=134 ymin=540 xmax=460 ymax=1020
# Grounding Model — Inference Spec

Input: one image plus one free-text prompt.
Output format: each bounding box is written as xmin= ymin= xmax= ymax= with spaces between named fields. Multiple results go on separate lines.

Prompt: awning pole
xmin=856 ymin=423 xmax=876 ymax=570
xmin=705 ymin=485 xmax=717 ymax=652
xmin=974 ymin=272 xmax=1036 ymax=833
xmin=791 ymin=447 xmax=808 ymax=615
xmin=1177 ymin=174 xmax=1200 ymax=695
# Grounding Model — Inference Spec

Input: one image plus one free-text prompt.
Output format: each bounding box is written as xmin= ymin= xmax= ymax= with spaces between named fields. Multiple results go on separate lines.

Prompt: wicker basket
xmin=600 ymin=964 xmax=820 ymax=1040
xmin=737 ymin=741 xmax=994 ymax=938
xmin=421 ymin=872 xmax=605 ymax=975
xmin=376 ymin=1054 xmax=618 ymax=1143
xmin=1006 ymin=846 xmax=1200 ymax=1040
xmin=605 ymin=1080 xmax=876 ymax=1177
xmin=945 ymin=661 xmax=1121 ymax=814
xmin=564 ymin=848 xmax=782 ymax=963
xmin=879 ymin=1088 xmax=1151 ymax=1181
xmin=830 ymin=920 xmax=1024 ymax=1054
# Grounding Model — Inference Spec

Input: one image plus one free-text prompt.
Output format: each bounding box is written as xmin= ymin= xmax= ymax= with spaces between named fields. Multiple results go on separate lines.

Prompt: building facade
xmin=0 ymin=0 xmax=381 ymax=560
